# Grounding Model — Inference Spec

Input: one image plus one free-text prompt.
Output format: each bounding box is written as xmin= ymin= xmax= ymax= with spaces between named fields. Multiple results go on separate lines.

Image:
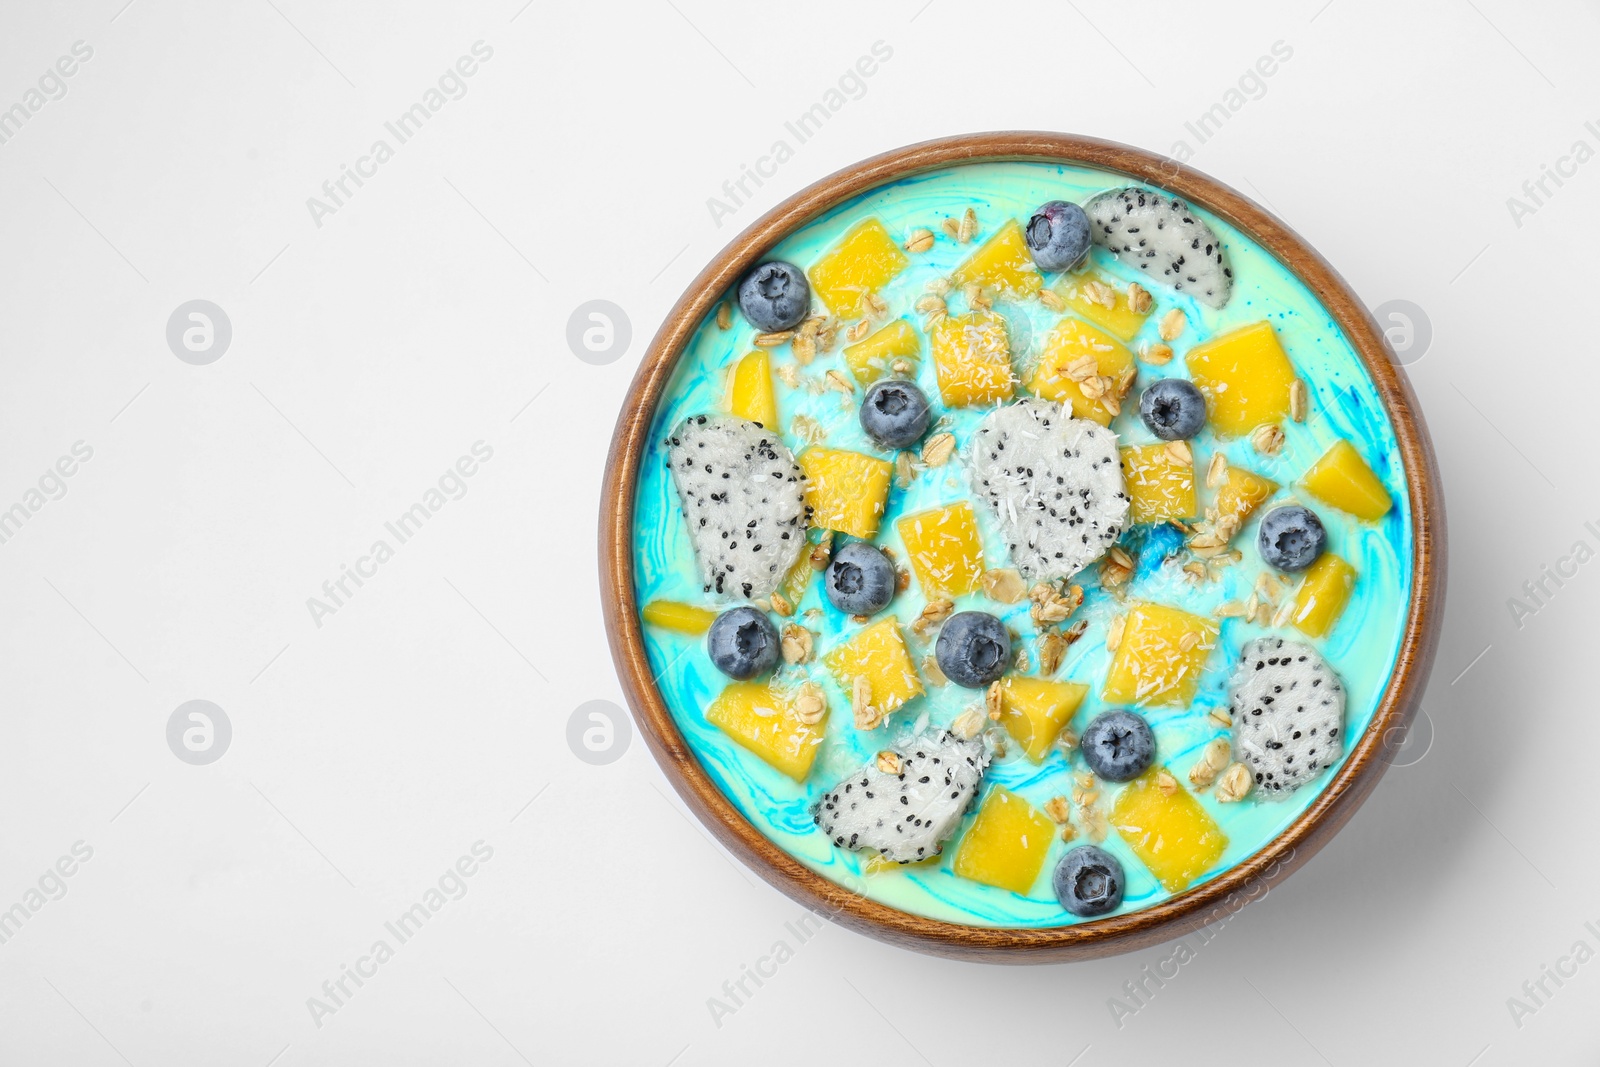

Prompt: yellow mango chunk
xmin=864 ymin=853 xmax=940 ymax=874
xmin=807 ymin=218 xmax=909 ymax=320
xmin=952 ymin=787 xmax=1054 ymax=894
xmin=1212 ymin=465 xmax=1278 ymax=534
xmin=1301 ymin=439 xmax=1393 ymax=521
xmin=1112 ymin=769 xmax=1229 ymax=893
xmin=1291 ymin=552 xmax=1356 ymax=638
xmin=842 ymin=319 xmax=920 ymax=385
xmin=726 ymin=350 xmax=778 ymax=429
xmin=896 ymin=501 xmax=985 ymax=597
xmin=931 ymin=310 xmax=1016 ymax=408
xmin=641 ymin=600 xmax=717 ymax=635
xmin=706 ymin=680 xmax=828 ymax=782
xmin=1103 ymin=603 xmax=1219 ymax=708
xmin=798 ymin=448 xmax=893 ymax=539
xmin=1026 ymin=318 xmax=1136 ymax=426
xmin=823 ymin=617 xmax=924 ymax=716
xmin=949 ymin=219 xmax=1043 ymax=298
xmin=1120 ymin=444 xmax=1197 ymax=524
xmin=775 ymin=550 xmax=814 ymax=611
xmin=999 ymin=677 xmax=1088 ymax=763
xmin=1054 ymin=273 xmax=1152 ymax=341
xmin=1185 ymin=321 xmax=1297 ymax=437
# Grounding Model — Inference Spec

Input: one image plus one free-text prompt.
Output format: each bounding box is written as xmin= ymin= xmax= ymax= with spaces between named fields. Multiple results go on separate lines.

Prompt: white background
xmin=0 ymin=0 xmax=1594 ymax=1063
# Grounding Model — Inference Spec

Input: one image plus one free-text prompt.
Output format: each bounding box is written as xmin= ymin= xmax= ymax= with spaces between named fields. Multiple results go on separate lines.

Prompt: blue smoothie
xmin=632 ymin=160 xmax=1411 ymax=927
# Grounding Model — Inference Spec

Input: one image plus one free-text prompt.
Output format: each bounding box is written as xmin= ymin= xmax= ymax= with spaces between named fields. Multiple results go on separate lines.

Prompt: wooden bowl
xmin=599 ymin=132 xmax=1445 ymax=962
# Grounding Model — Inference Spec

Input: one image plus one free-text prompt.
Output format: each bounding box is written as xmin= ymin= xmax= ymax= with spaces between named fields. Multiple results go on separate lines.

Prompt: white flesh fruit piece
xmin=667 ymin=415 xmax=809 ymax=600
xmin=969 ymin=399 xmax=1130 ymax=582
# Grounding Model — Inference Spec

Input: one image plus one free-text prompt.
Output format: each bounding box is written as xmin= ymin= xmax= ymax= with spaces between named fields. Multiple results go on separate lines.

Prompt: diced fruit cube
xmin=1185 ymin=321 xmax=1297 ymax=437
xmin=843 ymin=319 xmax=920 ymax=385
xmin=1053 ymin=273 xmax=1152 ymax=341
xmin=896 ymin=501 xmax=985 ymax=597
xmin=864 ymin=852 xmax=940 ymax=874
xmin=1103 ymin=603 xmax=1219 ymax=708
xmin=726 ymin=350 xmax=777 ymax=429
xmin=1290 ymin=552 xmax=1356 ymax=638
xmin=1120 ymin=444 xmax=1197 ymax=523
xmin=706 ymin=680 xmax=828 ymax=782
xmin=1212 ymin=465 xmax=1278 ymax=534
xmin=776 ymin=550 xmax=814 ymax=610
xmin=931 ymin=311 xmax=1016 ymax=408
xmin=824 ymin=617 xmax=924 ymax=714
xmin=1026 ymin=318 xmax=1136 ymax=426
xmin=807 ymin=218 xmax=909 ymax=320
xmin=1111 ymin=768 xmax=1229 ymax=893
xmin=1301 ymin=439 xmax=1392 ymax=520
xmin=952 ymin=786 xmax=1055 ymax=893
xmin=798 ymin=448 xmax=893 ymax=539
xmin=641 ymin=600 xmax=717 ymax=635
xmin=998 ymin=677 xmax=1088 ymax=763
xmin=949 ymin=218 xmax=1043 ymax=298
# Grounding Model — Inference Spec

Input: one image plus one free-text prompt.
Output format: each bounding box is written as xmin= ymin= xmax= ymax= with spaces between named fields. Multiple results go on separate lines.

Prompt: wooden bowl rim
xmin=599 ymin=132 xmax=1445 ymax=962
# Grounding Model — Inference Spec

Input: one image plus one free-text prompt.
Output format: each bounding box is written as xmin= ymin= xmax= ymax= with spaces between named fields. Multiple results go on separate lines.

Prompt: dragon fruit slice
xmin=1229 ymin=637 xmax=1346 ymax=796
xmin=815 ymin=729 xmax=989 ymax=864
xmin=969 ymin=399 xmax=1130 ymax=583
xmin=666 ymin=414 xmax=808 ymax=600
xmin=1085 ymin=187 xmax=1233 ymax=309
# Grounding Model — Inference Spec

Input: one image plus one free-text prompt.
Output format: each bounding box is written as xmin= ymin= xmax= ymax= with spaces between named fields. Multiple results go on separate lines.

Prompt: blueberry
xmin=825 ymin=542 xmax=897 ymax=616
xmin=1053 ymin=845 xmax=1126 ymax=917
xmin=1139 ymin=378 xmax=1207 ymax=440
xmin=1024 ymin=201 xmax=1091 ymax=272
xmin=859 ymin=379 xmax=932 ymax=450
xmin=1079 ymin=710 xmax=1155 ymax=782
xmin=737 ymin=261 xmax=809 ymax=332
xmin=1257 ymin=505 xmax=1326 ymax=572
xmin=934 ymin=611 xmax=1011 ymax=688
xmin=706 ymin=606 xmax=780 ymax=680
